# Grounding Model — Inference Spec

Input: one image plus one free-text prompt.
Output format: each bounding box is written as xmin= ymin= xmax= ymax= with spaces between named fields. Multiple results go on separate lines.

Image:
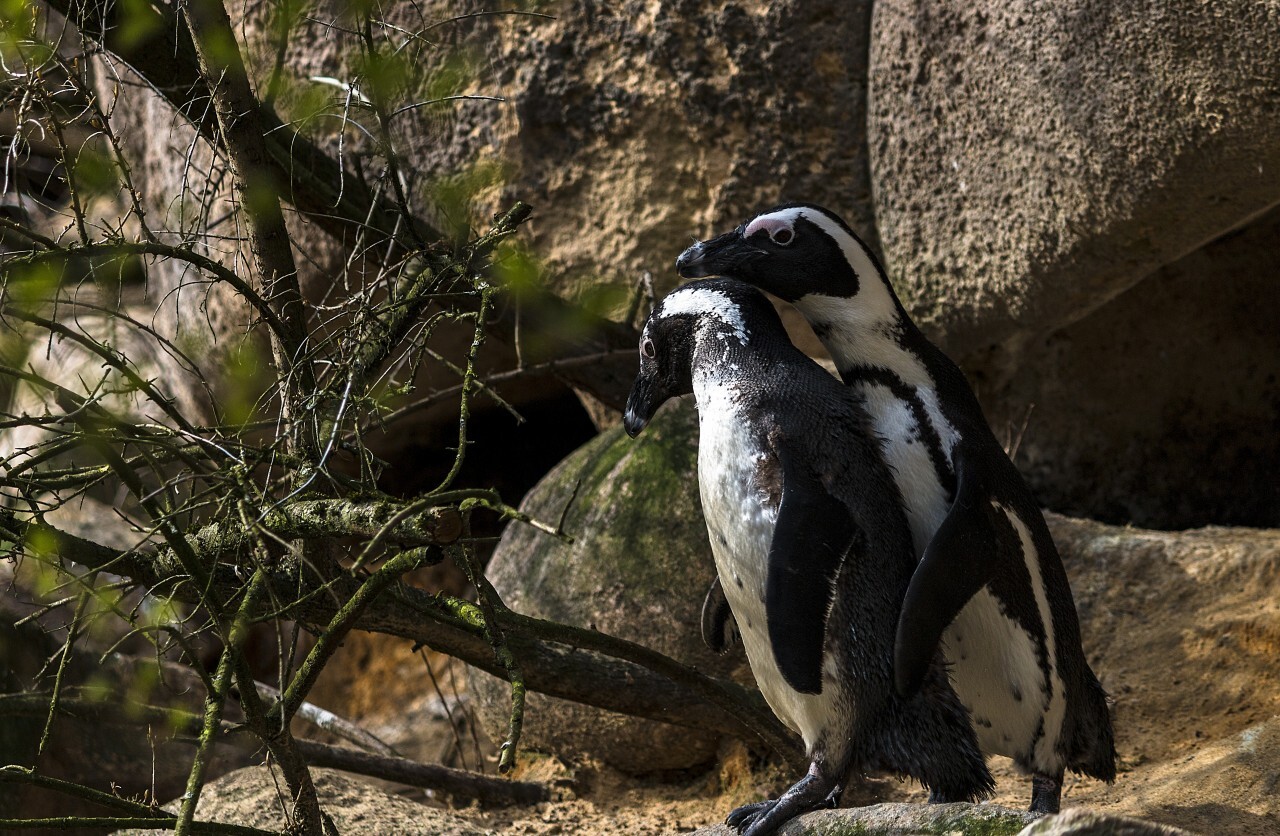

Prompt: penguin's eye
xmin=641 ymin=338 xmax=656 ymax=359
xmin=770 ymin=227 xmax=794 ymax=246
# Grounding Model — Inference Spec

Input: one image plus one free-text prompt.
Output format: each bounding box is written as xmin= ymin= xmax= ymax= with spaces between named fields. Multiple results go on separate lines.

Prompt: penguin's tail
xmin=1068 ymin=672 xmax=1117 ymax=782
xmin=867 ymin=666 xmax=995 ymax=802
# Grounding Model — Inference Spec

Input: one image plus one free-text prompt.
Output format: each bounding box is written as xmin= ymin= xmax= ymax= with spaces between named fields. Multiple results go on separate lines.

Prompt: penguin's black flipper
xmin=894 ymin=446 xmax=1001 ymax=697
xmin=767 ymin=448 xmax=855 ymax=695
xmin=701 ymin=577 xmax=738 ymax=654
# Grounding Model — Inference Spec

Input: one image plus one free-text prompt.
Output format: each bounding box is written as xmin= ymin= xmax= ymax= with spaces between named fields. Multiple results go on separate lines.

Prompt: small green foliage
xmin=219 ymin=340 xmax=273 ymax=428
xmin=114 ymin=0 xmax=164 ymax=50
xmin=240 ymin=172 xmax=283 ymax=221
xmin=424 ymin=50 xmax=478 ymax=102
xmin=3 ymin=260 xmax=64 ymax=307
xmin=282 ymin=79 xmax=341 ymax=136
xmin=0 ymin=0 xmax=39 ymax=54
xmin=69 ymin=147 xmax=120 ymax=198
xmin=355 ymin=46 xmax=414 ymax=106
xmin=431 ymin=158 xmax=510 ymax=240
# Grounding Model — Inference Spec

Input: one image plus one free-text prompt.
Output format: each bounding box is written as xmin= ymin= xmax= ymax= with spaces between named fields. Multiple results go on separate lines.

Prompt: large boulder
xmin=869 ymin=0 xmax=1280 ymax=367
xmin=478 ymin=0 xmax=1280 ymax=528
xmin=471 ymin=398 xmax=748 ymax=773
xmin=977 ymin=204 xmax=1280 ymax=529
xmin=474 ymin=0 xmax=880 ymax=300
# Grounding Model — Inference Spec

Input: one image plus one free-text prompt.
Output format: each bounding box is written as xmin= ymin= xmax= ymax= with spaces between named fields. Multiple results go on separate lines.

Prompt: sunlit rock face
xmin=869 ymin=0 xmax=1280 ymax=365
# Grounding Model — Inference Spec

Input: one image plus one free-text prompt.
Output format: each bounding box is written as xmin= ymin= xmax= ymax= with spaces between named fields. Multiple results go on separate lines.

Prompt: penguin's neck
xmin=794 ymin=290 xmax=935 ymax=392
xmin=689 ymin=328 xmax=772 ymax=401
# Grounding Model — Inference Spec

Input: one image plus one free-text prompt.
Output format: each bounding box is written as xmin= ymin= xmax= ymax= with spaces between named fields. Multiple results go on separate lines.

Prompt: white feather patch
xmin=860 ymin=383 xmax=951 ymax=553
xmin=658 ymin=287 xmax=749 ymax=343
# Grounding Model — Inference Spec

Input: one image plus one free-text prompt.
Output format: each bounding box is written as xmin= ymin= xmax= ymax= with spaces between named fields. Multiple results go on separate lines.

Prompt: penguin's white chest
xmin=692 ymin=385 xmax=841 ymax=754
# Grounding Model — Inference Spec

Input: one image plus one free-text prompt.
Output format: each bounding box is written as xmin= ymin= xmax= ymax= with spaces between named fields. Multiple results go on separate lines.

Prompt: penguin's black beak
xmin=676 ymin=228 xmax=762 ymax=279
xmin=624 ymin=372 xmax=661 ymax=438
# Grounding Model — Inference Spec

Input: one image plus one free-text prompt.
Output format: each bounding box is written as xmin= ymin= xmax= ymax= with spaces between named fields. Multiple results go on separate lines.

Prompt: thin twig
xmin=293 ymin=739 xmax=547 ymax=806
xmin=254 ymin=681 xmax=398 ymax=758
xmin=176 ymin=570 xmax=267 ymax=836
xmin=450 ymin=513 xmax=524 ymax=774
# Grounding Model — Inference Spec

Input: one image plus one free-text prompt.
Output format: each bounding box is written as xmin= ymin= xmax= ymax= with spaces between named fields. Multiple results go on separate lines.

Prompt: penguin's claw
xmin=725 ymin=800 xmax=773 ymax=831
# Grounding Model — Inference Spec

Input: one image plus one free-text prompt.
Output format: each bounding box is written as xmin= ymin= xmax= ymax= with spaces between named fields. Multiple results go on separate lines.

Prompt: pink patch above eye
xmin=745 ymin=216 xmax=793 ymax=240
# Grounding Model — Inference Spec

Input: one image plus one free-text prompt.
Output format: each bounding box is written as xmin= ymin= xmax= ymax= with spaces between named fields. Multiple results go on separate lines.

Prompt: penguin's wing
xmin=893 ymin=443 xmax=1001 ymax=697
xmin=700 ymin=576 xmax=738 ymax=654
xmin=767 ymin=447 xmax=856 ymax=695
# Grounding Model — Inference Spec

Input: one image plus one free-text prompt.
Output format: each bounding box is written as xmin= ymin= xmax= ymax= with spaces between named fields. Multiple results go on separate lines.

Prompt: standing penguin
xmin=676 ymin=206 xmax=1116 ymax=814
xmin=624 ymin=279 xmax=992 ymax=836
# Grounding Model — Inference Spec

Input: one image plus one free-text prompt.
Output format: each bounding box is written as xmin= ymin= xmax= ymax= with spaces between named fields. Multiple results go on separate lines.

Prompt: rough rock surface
xmin=1020 ymin=808 xmax=1191 ymax=836
xmin=478 ymin=0 xmax=880 ymax=302
xmin=978 ymin=204 xmax=1280 ymax=529
xmin=480 ymin=0 xmax=1279 ymax=528
xmin=470 ymin=398 xmax=749 ymax=773
xmin=693 ymin=802 xmax=1037 ymax=835
xmin=116 ymin=766 xmax=487 ymax=836
xmin=1049 ymin=516 xmax=1280 ymax=835
xmin=869 ymin=0 xmax=1280 ymax=366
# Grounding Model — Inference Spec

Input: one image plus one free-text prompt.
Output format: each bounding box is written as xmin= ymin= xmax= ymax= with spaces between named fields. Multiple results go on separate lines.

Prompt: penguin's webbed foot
xmin=724 ymin=761 xmax=838 ymax=836
xmin=725 ymin=800 xmax=773 ymax=831
xmin=1028 ymin=771 xmax=1062 ymax=815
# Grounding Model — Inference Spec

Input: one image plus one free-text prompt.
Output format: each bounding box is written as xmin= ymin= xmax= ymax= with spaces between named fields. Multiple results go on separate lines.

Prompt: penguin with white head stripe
xmin=625 ymin=278 xmax=992 ymax=836
xmin=676 ymin=205 xmax=1116 ymax=814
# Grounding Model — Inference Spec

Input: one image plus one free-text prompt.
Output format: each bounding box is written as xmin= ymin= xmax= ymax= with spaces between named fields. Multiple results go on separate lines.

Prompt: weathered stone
xmin=869 ymin=0 xmax=1280 ymax=368
xmin=978 ymin=206 xmax=1280 ymax=529
xmin=692 ymin=801 xmax=1036 ymax=835
xmin=1050 ymin=515 xmax=1280 ymax=833
xmin=691 ymin=801 xmax=1189 ymax=835
xmin=476 ymin=0 xmax=880 ymax=305
xmin=115 ymin=765 xmax=488 ymax=836
xmin=1019 ymin=808 xmax=1191 ymax=836
xmin=470 ymin=398 xmax=749 ymax=773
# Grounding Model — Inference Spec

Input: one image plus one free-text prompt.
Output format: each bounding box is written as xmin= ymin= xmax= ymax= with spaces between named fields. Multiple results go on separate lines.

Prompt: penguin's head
xmin=624 ymin=279 xmax=770 ymax=437
xmin=675 ymin=204 xmax=897 ymax=313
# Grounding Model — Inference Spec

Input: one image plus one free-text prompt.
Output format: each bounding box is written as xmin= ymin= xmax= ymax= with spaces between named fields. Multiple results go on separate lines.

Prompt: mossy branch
xmin=175 ymin=570 xmax=267 ymax=836
xmin=451 ymin=514 xmax=525 ymax=774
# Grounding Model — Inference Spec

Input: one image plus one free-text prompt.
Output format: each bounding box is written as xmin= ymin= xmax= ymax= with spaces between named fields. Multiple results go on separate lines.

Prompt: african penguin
xmin=624 ymin=279 xmax=992 ymax=836
xmin=676 ymin=205 xmax=1116 ymax=814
